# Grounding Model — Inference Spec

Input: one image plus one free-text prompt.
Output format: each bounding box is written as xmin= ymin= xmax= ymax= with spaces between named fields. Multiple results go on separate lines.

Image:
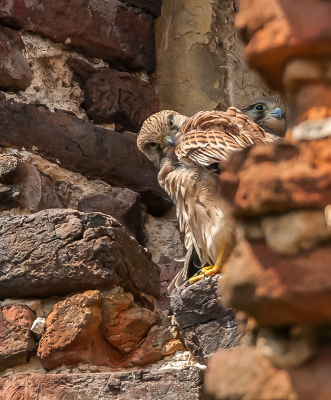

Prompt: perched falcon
xmin=137 ymin=97 xmax=286 ymax=292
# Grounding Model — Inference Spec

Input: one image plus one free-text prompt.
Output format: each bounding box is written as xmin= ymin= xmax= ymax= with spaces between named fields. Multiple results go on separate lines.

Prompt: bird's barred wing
xmin=175 ymin=107 xmax=278 ymax=167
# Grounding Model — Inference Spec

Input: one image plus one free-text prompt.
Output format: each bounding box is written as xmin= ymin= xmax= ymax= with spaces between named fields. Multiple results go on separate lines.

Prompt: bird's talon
xmin=188 ymin=265 xmax=220 ymax=284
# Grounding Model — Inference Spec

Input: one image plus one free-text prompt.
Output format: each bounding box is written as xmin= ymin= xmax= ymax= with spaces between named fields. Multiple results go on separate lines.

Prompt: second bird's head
xmin=241 ymin=94 xmax=287 ymax=137
xmin=137 ymin=110 xmax=187 ymax=167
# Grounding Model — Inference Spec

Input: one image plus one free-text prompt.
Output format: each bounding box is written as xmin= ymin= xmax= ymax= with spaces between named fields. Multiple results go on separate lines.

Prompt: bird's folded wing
xmin=175 ymin=107 xmax=277 ymax=167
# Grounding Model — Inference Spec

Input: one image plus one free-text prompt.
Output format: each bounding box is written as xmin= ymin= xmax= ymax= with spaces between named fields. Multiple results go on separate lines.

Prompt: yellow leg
xmin=189 ymin=243 xmax=226 ymax=284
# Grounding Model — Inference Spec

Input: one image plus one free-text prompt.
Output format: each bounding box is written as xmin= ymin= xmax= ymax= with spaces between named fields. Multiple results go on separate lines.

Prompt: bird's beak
xmin=270 ymin=107 xmax=282 ymax=119
xmin=164 ymin=135 xmax=175 ymax=146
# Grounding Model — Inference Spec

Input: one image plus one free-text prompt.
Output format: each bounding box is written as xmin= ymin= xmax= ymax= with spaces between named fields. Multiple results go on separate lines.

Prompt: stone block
xmin=0 ymin=209 xmax=159 ymax=301
xmin=101 ymin=290 xmax=157 ymax=354
xmin=261 ymin=209 xmax=331 ymax=256
xmin=69 ymin=58 xmax=159 ymax=132
xmin=38 ymin=289 xmax=183 ymax=370
xmin=0 ymin=94 xmax=171 ymax=214
xmin=0 ymin=26 xmax=32 ymax=91
xmin=220 ymin=139 xmax=331 ymax=216
xmin=236 ymin=0 xmax=331 ymax=91
xmin=221 ymin=239 xmax=331 ymax=326
xmin=0 ymin=305 xmax=36 ymax=370
xmin=0 ymin=0 xmax=156 ymax=72
xmin=154 ymin=0 xmax=269 ymax=117
xmin=170 ymin=276 xmax=238 ymax=363
xmin=78 ymin=188 xmax=146 ymax=244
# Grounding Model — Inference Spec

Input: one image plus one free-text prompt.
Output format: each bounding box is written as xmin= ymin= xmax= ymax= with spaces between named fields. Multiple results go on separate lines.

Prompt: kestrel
xmin=240 ymin=94 xmax=287 ymax=137
xmin=137 ymin=96 xmax=286 ymax=292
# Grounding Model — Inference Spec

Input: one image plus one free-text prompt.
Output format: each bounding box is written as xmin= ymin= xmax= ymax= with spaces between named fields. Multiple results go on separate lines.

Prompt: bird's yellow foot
xmin=189 ymin=265 xmax=221 ymax=284
xmin=188 ymin=243 xmax=226 ymax=284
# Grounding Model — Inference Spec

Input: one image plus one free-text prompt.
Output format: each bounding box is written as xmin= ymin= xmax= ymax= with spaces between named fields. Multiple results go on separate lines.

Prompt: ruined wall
xmin=0 ymin=1 xmax=205 ymax=398
xmin=204 ymin=1 xmax=331 ymax=399
xmin=0 ymin=0 xmax=292 ymax=398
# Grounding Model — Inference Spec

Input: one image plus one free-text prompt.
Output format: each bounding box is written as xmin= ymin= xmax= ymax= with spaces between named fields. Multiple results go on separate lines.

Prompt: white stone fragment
xmin=30 ymin=317 xmax=46 ymax=335
xmin=292 ymin=117 xmax=331 ymax=141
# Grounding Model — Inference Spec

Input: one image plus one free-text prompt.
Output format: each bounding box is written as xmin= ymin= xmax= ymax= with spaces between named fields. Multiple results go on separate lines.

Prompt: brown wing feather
xmin=175 ymin=107 xmax=279 ymax=167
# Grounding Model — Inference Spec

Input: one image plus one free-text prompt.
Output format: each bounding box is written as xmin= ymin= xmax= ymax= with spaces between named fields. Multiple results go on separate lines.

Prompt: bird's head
xmin=241 ymin=94 xmax=287 ymax=137
xmin=137 ymin=110 xmax=188 ymax=167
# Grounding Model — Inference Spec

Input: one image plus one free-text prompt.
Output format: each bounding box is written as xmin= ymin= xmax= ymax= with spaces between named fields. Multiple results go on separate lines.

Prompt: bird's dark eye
xmin=149 ymin=142 xmax=158 ymax=148
xmin=254 ymin=103 xmax=266 ymax=111
xmin=169 ymin=118 xmax=175 ymax=129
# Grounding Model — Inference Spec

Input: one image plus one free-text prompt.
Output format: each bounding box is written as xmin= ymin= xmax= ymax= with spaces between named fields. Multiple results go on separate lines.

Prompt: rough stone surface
xmin=0 ymin=95 xmax=171 ymax=214
xmin=3 ymin=147 xmax=114 ymax=211
xmin=153 ymin=0 xmax=269 ymax=116
xmin=0 ymin=149 xmax=145 ymax=244
xmin=0 ymin=305 xmax=36 ymax=370
xmin=38 ymin=291 xmax=102 ymax=370
xmin=101 ymin=291 xmax=157 ymax=354
xmin=0 ymin=182 xmax=20 ymax=212
xmin=0 ymin=209 xmax=159 ymax=301
xmin=78 ymin=188 xmax=146 ymax=244
xmin=171 ymin=276 xmax=239 ymax=363
xmin=5 ymin=33 xmax=89 ymax=120
xmin=0 ymin=367 xmax=204 ymax=399
xmin=0 ymin=0 xmax=156 ymax=73
xmin=0 ymin=350 xmax=197 ymax=375
xmin=0 ymin=154 xmax=64 ymax=215
xmin=204 ymin=346 xmax=298 ymax=400
xmin=69 ymin=58 xmax=159 ymax=132
xmin=120 ymin=0 xmax=162 ymax=17
xmin=157 ymin=256 xmax=184 ymax=311
xmin=0 ymin=26 xmax=32 ymax=91
xmin=221 ymin=239 xmax=331 ymax=326
xmin=0 ymin=356 xmax=46 ymax=377
xmin=38 ymin=289 xmax=184 ymax=370
xmin=0 ymin=155 xmax=18 ymax=184
xmin=236 ymin=0 xmax=331 ymax=91
xmin=220 ymin=139 xmax=331 ymax=216
xmin=144 ymin=211 xmax=185 ymax=262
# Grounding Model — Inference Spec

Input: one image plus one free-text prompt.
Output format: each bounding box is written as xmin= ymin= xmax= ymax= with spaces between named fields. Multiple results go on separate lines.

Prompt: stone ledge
xmin=0 ymin=94 xmax=171 ymax=214
xmin=0 ymin=368 xmax=204 ymax=399
xmin=0 ymin=209 xmax=159 ymax=301
xmin=171 ymin=276 xmax=239 ymax=363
